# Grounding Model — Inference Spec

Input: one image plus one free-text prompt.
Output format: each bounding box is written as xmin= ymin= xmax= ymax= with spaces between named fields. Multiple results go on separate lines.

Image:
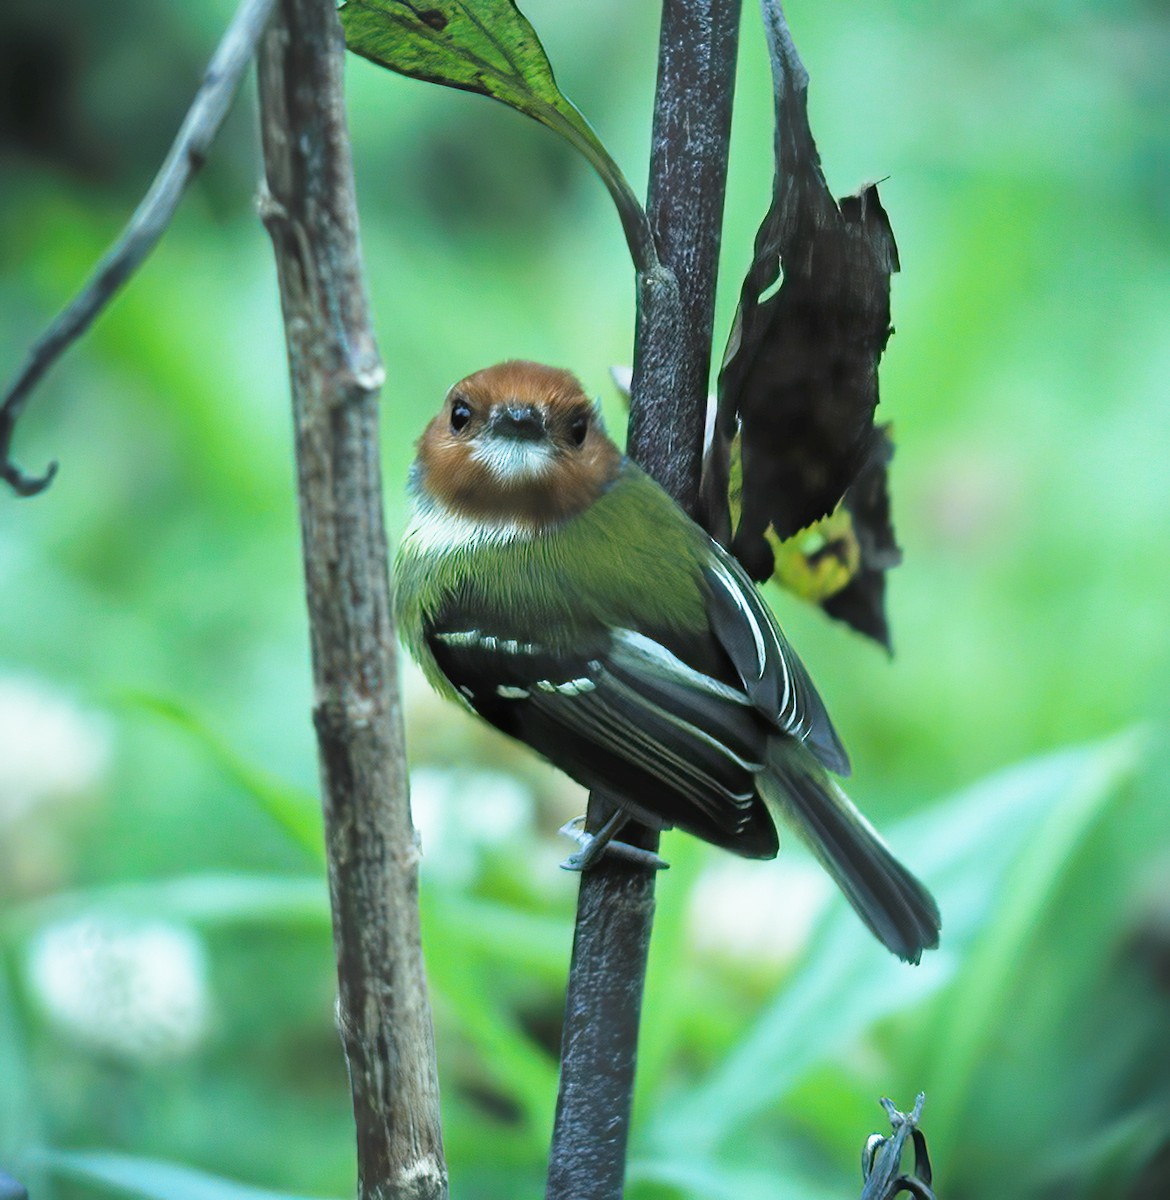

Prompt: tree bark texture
xmin=546 ymin=3 xmax=742 ymax=1198
xmin=630 ymin=0 xmax=744 ymax=512
xmin=256 ymin=4 xmax=446 ymax=1198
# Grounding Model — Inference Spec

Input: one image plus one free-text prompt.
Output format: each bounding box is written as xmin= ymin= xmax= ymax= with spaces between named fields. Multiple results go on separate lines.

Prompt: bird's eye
xmin=450 ymin=400 xmax=472 ymax=433
xmin=569 ymin=413 xmax=589 ymax=447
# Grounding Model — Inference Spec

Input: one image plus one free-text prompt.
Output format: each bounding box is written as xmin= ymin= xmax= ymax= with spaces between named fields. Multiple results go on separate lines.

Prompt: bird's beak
xmin=488 ymin=403 xmax=546 ymax=442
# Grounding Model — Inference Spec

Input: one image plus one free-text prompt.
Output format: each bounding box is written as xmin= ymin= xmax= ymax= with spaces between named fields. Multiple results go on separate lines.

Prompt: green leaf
xmin=430 ymin=949 xmax=559 ymax=1143
xmin=421 ymin=893 xmax=562 ymax=1142
xmin=924 ymin=727 xmax=1148 ymax=1162
xmin=116 ymin=691 xmax=324 ymax=861
xmin=424 ymin=893 xmax=567 ymax=984
xmin=0 ymin=959 xmax=43 ymax=1197
xmin=34 ymin=1150 xmax=332 ymax=1200
xmin=643 ymin=731 xmax=1146 ymax=1162
xmin=628 ymin=1154 xmax=841 ymax=1200
xmin=5 ymin=874 xmax=330 ymax=941
xmin=339 ymin=0 xmax=656 ymax=272
xmin=634 ymin=835 xmax=708 ymax=1114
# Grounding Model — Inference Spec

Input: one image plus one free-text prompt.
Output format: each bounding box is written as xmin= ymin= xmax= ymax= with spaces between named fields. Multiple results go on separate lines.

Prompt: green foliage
xmin=115 ymin=693 xmax=323 ymax=862
xmin=631 ymin=732 xmax=1154 ymax=1195
xmin=339 ymin=0 xmax=654 ymax=269
xmin=2 ymin=1 xmax=1169 ymax=1198
xmin=35 ymin=1151 xmax=329 ymax=1200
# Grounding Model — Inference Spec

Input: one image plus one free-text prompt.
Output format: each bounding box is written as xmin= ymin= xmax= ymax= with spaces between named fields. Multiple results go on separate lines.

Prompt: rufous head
xmin=414 ymin=360 xmax=622 ymax=527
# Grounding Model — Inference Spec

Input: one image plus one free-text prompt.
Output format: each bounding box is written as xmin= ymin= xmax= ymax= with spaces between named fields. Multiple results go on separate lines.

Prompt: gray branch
xmin=0 ymin=0 xmax=277 ymax=497
xmin=546 ymin=3 xmax=743 ymax=1198
xmin=256 ymin=4 xmax=446 ymax=1199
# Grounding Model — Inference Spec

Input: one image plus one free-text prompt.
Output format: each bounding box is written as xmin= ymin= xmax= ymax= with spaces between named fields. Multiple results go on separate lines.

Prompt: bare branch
xmin=256 ymin=3 xmax=447 ymax=1198
xmin=0 ymin=0 xmax=276 ymax=498
xmin=546 ymin=3 xmax=743 ymax=1197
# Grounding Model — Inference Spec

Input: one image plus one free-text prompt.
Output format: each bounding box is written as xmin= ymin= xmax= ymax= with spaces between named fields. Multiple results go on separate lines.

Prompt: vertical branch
xmin=546 ymin=2 xmax=742 ymax=1198
xmin=256 ymin=4 xmax=447 ymax=1199
xmin=630 ymin=0 xmax=744 ymax=510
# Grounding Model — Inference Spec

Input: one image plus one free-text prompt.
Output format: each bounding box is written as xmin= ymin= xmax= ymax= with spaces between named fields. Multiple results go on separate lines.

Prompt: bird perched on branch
xmin=394 ymin=360 xmax=940 ymax=963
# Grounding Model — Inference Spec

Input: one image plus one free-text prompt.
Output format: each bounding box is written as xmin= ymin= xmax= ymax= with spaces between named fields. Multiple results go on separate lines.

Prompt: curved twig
xmin=0 ymin=0 xmax=277 ymax=497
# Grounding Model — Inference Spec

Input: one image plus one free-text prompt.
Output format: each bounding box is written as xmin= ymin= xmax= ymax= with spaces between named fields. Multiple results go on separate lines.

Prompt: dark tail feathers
xmin=761 ymin=743 xmax=941 ymax=964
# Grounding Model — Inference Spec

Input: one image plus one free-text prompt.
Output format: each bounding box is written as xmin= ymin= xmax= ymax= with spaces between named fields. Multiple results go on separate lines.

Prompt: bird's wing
xmin=425 ymin=621 xmax=778 ymax=854
xmin=702 ymin=539 xmax=852 ymax=777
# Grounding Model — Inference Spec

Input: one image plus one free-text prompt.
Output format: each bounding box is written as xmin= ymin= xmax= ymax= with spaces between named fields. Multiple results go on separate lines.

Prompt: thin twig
xmin=545 ymin=3 xmax=743 ymax=1197
xmin=0 ymin=0 xmax=277 ymax=498
xmin=257 ymin=3 xmax=447 ymax=1199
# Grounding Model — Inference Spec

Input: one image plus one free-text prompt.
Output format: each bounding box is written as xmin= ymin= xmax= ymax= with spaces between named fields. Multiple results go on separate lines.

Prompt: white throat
xmin=470 ymin=434 xmax=555 ymax=483
xmin=401 ymin=493 xmax=535 ymax=556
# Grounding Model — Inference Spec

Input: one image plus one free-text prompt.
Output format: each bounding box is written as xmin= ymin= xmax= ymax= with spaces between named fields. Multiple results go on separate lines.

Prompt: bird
xmin=393 ymin=360 xmax=940 ymax=963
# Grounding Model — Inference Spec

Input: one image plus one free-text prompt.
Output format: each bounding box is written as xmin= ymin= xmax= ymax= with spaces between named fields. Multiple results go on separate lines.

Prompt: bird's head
xmin=414 ymin=360 xmax=622 ymax=527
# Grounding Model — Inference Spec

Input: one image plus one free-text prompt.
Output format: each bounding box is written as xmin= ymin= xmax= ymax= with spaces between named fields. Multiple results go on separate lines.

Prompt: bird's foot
xmin=558 ymin=813 xmax=669 ymax=872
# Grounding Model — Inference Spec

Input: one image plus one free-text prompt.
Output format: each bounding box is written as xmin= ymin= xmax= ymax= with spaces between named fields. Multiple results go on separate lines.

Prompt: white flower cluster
xmin=0 ymin=675 xmax=112 ymax=823
xmin=688 ymin=857 xmax=831 ymax=967
xmin=410 ymin=765 xmax=533 ymax=881
xmin=27 ymin=916 xmax=211 ymax=1062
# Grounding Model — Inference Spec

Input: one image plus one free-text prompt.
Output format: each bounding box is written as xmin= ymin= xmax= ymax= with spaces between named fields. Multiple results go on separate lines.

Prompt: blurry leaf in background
xmin=339 ymin=0 xmax=653 ymax=269
xmin=115 ymin=692 xmax=323 ymax=862
xmin=707 ymin=2 xmax=900 ymax=647
xmin=634 ymin=730 xmax=1149 ymax=1190
xmin=0 ymin=1170 xmax=28 ymax=1200
xmin=5 ymin=875 xmax=330 ymax=940
xmin=628 ymin=1154 xmax=843 ymax=1200
xmin=0 ymin=963 xmax=41 ymax=1200
xmin=34 ymin=1150 xmax=336 ymax=1200
xmin=924 ymin=728 xmax=1150 ymax=1162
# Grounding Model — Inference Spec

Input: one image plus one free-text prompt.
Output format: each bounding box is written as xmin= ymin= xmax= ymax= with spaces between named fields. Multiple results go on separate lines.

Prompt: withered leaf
xmin=821 ymin=426 xmax=901 ymax=651
xmin=705 ymin=0 xmax=901 ymax=647
xmin=726 ymin=425 xmax=901 ymax=651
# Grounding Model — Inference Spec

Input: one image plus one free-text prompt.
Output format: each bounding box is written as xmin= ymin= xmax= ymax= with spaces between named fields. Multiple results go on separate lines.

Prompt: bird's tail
xmin=760 ymin=742 xmax=941 ymax=963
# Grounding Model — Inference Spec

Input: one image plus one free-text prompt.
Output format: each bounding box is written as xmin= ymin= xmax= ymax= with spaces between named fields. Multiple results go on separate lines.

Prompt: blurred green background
xmin=2 ymin=1 xmax=1169 ymax=1198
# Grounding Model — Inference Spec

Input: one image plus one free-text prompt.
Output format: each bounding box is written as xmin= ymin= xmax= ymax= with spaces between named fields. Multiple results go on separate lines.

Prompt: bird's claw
xmin=558 ymin=816 xmax=669 ymax=872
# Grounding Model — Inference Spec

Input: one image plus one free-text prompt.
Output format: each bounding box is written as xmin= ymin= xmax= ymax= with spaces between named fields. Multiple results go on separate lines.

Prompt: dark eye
xmin=450 ymin=399 xmax=472 ymax=433
xmin=569 ymin=413 xmax=589 ymax=447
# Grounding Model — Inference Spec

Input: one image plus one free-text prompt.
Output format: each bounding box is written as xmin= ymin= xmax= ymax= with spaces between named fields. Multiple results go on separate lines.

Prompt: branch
xmin=545 ymin=3 xmax=742 ymax=1197
xmin=256 ymin=4 xmax=446 ymax=1199
xmin=0 ymin=0 xmax=276 ymax=498
xmin=629 ymin=0 xmax=744 ymax=512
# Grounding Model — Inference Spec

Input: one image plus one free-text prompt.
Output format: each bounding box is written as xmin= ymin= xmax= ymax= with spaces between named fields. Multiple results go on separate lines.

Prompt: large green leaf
xmin=924 ymin=725 xmax=1152 ymax=1163
xmin=34 ymin=1150 xmax=333 ymax=1200
xmin=642 ymin=730 xmax=1146 ymax=1165
xmin=3 ymin=875 xmax=330 ymax=942
xmin=339 ymin=0 xmax=656 ymax=271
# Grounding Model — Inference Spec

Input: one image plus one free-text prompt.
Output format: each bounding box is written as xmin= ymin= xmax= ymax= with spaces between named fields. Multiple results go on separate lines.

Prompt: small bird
xmin=394 ymin=361 xmax=940 ymax=963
